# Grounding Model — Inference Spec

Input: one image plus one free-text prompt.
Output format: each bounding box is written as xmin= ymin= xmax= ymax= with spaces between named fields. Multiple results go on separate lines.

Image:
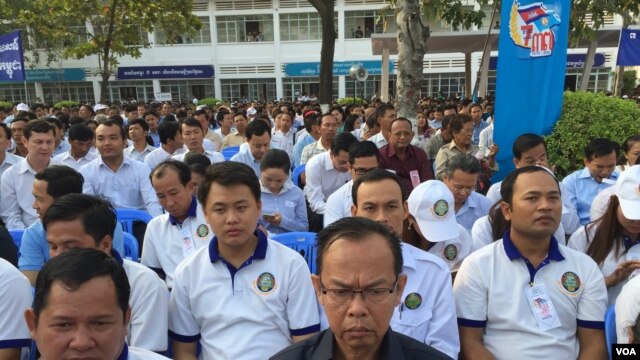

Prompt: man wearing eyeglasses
xmin=270 ymin=217 xmax=451 ymax=360
xmin=443 ymin=154 xmax=493 ymax=232
xmin=324 ymin=141 xmax=380 ymax=227
xmin=379 ymin=117 xmax=433 ymax=192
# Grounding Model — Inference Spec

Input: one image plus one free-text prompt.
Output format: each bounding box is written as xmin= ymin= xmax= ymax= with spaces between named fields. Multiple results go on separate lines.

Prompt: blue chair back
xmin=605 ymin=304 xmax=616 ymax=359
xmin=271 ymin=232 xmax=316 ymax=274
xmin=292 ymin=164 xmax=306 ymax=188
xmin=222 ymin=146 xmax=240 ymax=160
xmin=9 ymin=229 xmax=24 ymax=258
xmin=116 ymin=208 xmax=153 ymax=234
xmin=123 ymin=232 xmax=139 ymax=262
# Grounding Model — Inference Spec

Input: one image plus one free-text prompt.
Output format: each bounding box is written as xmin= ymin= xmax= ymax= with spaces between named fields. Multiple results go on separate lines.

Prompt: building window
xmin=220 ymin=78 xmax=276 ymax=102
xmin=280 ymin=13 xmax=337 ymax=41
xmin=216 ymin=15 xmax=274 ymax=43
xmin=0 ymin=85 xmax=37 ymax=103
xmin=156 ymin=16 xmax=212 ymax=45
xmin=282 ymin=77 xmax=338 ymax=101
xmin=421 ymin=73 xmax=466 ymax=98
xmin=344 ymin=10 xmax=395 ymax=39
xmin=160 ymin=80 xmax=215 ymax=102
xmin=42 ymin=82 xmax=95 ymax=104
xmin=106 ymin=80 xmax=154 ymax=103
xmin=345 ymin=75 xmax=396 ymax=101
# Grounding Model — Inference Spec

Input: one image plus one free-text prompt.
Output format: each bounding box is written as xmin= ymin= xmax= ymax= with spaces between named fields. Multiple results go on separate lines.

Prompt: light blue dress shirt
xmin=259 ymin=180 xmax=308 ymax=234
xmin=562 ymin=167 xmax=619 ymax=225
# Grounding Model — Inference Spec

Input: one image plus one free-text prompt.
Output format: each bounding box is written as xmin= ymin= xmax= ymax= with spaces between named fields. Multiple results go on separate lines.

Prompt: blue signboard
xmin=0 ymin=30 xmax=25 ymax=81
xmin=489 ymin=53 xmax=605 ymax=71
xmin=27 ymin=68 xmax=86 ymax=82
xmin=617 ymin=29 xmax=640 ymax=66
xmin=117 ymin=65 xmax=214 ymax=80
xmin=283 ymin=60 xmax=394 ymax=77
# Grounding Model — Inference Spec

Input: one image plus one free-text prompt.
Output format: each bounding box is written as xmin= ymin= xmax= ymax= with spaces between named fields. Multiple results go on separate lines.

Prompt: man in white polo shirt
xmin=0 ymin=257 xmax=32 ymax=359
xmin=143 ymin=160 xmax=213 ymax=289
xmin=52 ymin=123 xmax=97 ymax=170
xmin=169 ymin=161 xmax=320 ymax=360
xmin=350 ymin=169 xmax=460 ymax=359
xmin=172 ymin=118 xmax=224 ymax=164
xmin=144 ymin=121 xmax=184 ymax=170
xmin=454 ymin=166 xmax=608 ymax=359
xmin=43 ymin=194 xmax=169 ymax=353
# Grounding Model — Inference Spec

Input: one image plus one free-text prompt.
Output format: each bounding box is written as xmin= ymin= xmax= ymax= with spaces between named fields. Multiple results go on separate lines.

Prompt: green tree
xmin=308 ymin=0 xmax=336 ymax=109
xmin=19 ymin=0 xmax=202 ymax=102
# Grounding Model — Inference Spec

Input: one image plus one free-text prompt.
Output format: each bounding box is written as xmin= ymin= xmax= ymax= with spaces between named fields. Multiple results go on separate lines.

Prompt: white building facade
xmin=0 ymin=0 xmax=622 ymax=104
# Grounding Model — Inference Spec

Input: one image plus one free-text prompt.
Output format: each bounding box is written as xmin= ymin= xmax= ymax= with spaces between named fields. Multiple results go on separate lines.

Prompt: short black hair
xmin=142 ymin=110 xmax=158 ymax=119
xmin=158 ymin=121 xmax=181 ymax=144
xmin=151 ymin=159 xmax=191 ymax=187
xmin=23 ymin=119 xmax=56 ymax=140
xmin=245 ymin=119 xmax=271 ymax=140
xmin=584 ymin=137 xmax=620 ymax=160
xmin=500 ymin=166 xmax=559 ymax=205
xmin=331 ymin=132 xmax=357 ymax=156
xmin=448 ymin=113 xmax=473 ymax=133
xmin=374 ymin=103 xmax=395 ymax=124
xmin=0 ymin=123 xmax=11 ymax=140
xmin=348 ymin=140 xmax=380 ymax=165
xmin=182 ymin=117 xmax=203 ymax=132
xmin=67 ymin=124 xmax=94 ymax=141
xmin=215 ymin=108 xmax=230 ymax=124
xmin=197 ymin=161 xmax=261 ymax=207
xmin=124 ymin=104 xmax=137 ymax=113
xmin=441 ymin=114 xmax=454 ymax=131
xmin=33 ymin=248 xmax=130 ymax=324
xmin=316 ymin=217 xmax=403 ymax=277
xmin=96 ymin=120 xmax=125 ymax=140
xmin=35 ymin=166 xmax=84 ymax=199
xmin=352 ymin=169 xmax=407 ymax=206
xmin=42 ymin=194 xmax=117 ymax=244
xmin=513 ymin=133 xmax=546 ymax=159
xmin=444 ymin=154 xmax=482 ymax=178
xmin=128 ymin=118 xmax=149 ymax=132
xmin=260 ymin=149 xmax=290 ymax=173
xmin=389 ymin=117 xmax=412 ymax=130
xmin=183 ymin=151 xmax=211 ymax=168
xmin=303 ymin=112 xmax=321 ymax=133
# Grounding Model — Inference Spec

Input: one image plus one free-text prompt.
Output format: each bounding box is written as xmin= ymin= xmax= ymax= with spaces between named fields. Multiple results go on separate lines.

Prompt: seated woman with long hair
xmin=568 ymin=166 xmax=640 ymax=304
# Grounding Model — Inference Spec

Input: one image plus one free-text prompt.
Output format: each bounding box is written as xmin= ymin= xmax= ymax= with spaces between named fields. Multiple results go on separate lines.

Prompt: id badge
xmin=525 ymin=284 xmax=561 ymax=331
xmin=180 ymin=227 xmax=195 ymax=257
xmin=409 ymin=170 xmax=421 ymax=188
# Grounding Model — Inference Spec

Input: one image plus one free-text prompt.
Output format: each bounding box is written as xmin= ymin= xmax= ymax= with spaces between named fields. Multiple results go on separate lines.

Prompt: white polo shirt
xmin=323 ymin=180 xmax=353 ymax=227
xmin=172 ymin=149 xmax=224 ymax=165
xmin=590 ymin=186 xmax=615 ymax=222
xmin=53 ymin=149 xmax=98 ymax=171
xmin=114 ymin=251 xmax=169 ymax=352
xmin=425 ymin=224 xmax=473 ymax=272
xmin=0 ymin=258 xmax=31 ymax=352
xmin=454 ymin=233 xmax=607 ymax=359
xmin=471 ymin=215 xmax=566 ymax=252
xmin=455 ymin=191 xmax=492 ymax=232
xmin=391 ymin=243 xmax=460 ymax=359
xmin=567 ymin=224 xmax=638 ymax=305
xmin=141 ymin=198 xmax=213 ymax=289
xmin=169 ymin=230 xmax=320 ymax=360
xmin=119 ymin=344 xmax=171 ymax=359
xmin=303 ymin=152 xmax=351 ymax=214
xmin=615 ymin=275 xmax=640 ymax=344
xmin=144 ymin=146 xmax=185 ymax=170
xmin=368 ymin=132 xmax=388 ymax=148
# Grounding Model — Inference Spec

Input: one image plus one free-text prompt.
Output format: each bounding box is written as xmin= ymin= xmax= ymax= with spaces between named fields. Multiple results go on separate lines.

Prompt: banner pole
xmin=24 ymin=81 xmax=29 ymax=104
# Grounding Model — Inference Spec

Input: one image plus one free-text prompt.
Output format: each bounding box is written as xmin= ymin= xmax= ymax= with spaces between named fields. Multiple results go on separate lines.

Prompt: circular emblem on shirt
xmin=561 ymin=272 xmax=581 ymax=293
xmin=196 ymin=224 xmax=209 ymax=238
xmin=432 ymin=199 xmax=449 ymax=217
xmin=256 ymin=272 xmax=276 ymax=293
xmin=404 ymin=292 xmax=422 ymax=310
xmin=443 ymin=244 xmax=458 ymax=262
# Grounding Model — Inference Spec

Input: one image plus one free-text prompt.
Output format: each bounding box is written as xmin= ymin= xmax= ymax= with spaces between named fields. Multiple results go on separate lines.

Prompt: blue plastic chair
xmin=222 ymin=146 xmax=240 ymax=160
xmin=605 ymin=304 xmax=616 ymax=359
xmin=9 ymin=229 xmax=24 ymax=258
xmin=271 ymin=232 xmax=316 ymax=274
xmin=292 ymin=164 xmax=306 ymax=188
xmin=123 ymin=232 xmax=139 ymax=262
xmin=115 ymin=208 xmax=153 ymax=234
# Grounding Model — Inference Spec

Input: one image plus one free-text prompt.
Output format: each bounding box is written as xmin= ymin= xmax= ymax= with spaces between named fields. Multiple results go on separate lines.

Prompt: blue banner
xmin=117 ymin=65 xmax=214 ymax=80
xmin=489 ymin=53 xmax=605 ymax=70
xmin=283 ymin=60 xmax=394 ymax=77
xmin=0 ymin=30 xmax=25 ymax=81
xmin=493 ymin=0 xmax=571 ymax=180
xmin=617 ymin=29 xmax=640 ymax=66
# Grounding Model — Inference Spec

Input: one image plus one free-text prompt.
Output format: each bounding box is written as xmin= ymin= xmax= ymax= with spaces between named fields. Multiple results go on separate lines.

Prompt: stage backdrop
xmin=493 ymin=0 xmax=572 ymax=180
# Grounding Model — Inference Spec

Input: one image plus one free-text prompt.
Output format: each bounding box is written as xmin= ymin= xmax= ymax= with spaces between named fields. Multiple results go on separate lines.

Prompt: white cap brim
xmin=415 ymin=217 xmax=459 ymax=243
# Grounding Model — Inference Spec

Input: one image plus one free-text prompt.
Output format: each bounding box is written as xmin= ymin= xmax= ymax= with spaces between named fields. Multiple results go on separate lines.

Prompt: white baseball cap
xmin=93 ymin=103 xmax=108 ymax=112
xmin=616 ymin=165 xmax=640 ymax=220
xmin=16 ymin=103 xmax=29 ymax=112
xmin=196 ymin=105 xmax=208 ymax=111
xmin=247 ymin=107 xmax=257 ymax=116
xmin=407 ymin=180 xmax=459 ymax=242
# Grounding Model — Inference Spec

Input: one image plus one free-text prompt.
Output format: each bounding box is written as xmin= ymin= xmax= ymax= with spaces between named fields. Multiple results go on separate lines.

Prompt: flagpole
xmin=23 ymin=80 xmax=29 ymax=104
